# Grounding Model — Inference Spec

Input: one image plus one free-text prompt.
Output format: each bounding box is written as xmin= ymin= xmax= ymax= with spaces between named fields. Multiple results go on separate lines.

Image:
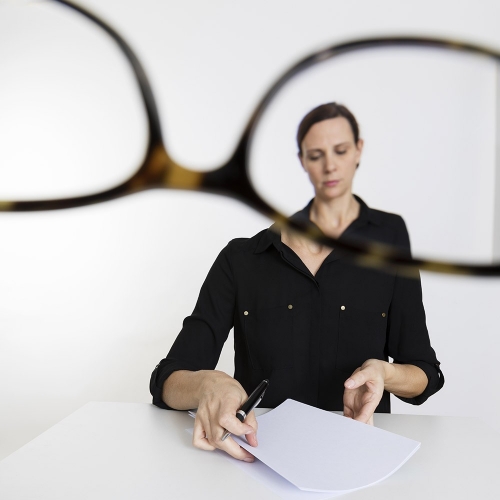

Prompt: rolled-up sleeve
xmin=150 ymin=243 xmax=236 ymax=409
xmin=386 ymin=217 xmax=445 ymax=405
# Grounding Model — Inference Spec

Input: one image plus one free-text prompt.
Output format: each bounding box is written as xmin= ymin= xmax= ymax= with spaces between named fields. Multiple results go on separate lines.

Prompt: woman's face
xmin=300 ymin=117 xmax=363 ymax=201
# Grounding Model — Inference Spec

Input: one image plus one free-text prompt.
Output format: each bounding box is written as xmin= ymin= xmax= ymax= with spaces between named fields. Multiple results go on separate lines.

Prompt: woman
xmin=150 ymin=103 xmax=444 ymax=462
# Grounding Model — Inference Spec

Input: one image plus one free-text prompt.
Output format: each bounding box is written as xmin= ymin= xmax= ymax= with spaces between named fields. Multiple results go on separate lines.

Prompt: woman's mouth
xmin=324 ymin=180 xmax=340 ymax=187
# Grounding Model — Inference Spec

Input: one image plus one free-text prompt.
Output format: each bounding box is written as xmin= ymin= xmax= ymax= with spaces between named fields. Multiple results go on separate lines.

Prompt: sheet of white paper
xmin=223 ymin=455 xmax=344 ymax=500
xmin=234 ymin=399 xmax=420 ymax=493
xmin=186 ymin=427 xmax=338 ymax=499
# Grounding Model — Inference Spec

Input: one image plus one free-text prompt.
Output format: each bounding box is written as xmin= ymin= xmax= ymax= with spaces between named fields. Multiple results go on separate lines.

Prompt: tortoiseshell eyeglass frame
xmin=2 ymin=0 xmax=500 ymax=277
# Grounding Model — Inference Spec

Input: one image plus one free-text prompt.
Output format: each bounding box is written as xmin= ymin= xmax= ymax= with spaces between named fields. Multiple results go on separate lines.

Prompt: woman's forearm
xmin=382 ymin=361 xmax=428 ymax=398
xmin=162 ymin=369 xmax=240 ymax=410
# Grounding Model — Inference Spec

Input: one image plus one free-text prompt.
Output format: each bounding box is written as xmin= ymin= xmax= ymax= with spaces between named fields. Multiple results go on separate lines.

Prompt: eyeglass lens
xmin=2 ymin=2 xmax=499 ymax=267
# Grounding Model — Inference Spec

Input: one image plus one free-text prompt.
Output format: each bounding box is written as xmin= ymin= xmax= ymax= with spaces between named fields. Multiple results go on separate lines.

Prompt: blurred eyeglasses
xmin=1 ymin=0 xmax=500 ymax=276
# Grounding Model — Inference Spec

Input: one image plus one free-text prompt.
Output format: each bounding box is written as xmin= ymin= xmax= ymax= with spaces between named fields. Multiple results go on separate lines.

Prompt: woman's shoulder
xmin=372 ymin=210 xmax=411 ymax=252
xmin=222 ymin=228 xmax=273 ymax=255
xmin=356 ymin=197 xmax=410 ymax=250
xmin=368 ymin=206 xmax=407 ymax=231
xmin=356 ymin=196 xmax=407 ymax=232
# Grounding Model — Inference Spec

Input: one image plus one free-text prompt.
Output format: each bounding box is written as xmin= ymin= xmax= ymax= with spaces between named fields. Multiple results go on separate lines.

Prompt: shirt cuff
xmin=394 ymin=360 xmax=445 ymax=406
xmin=149 ymin=358 xmax=200 ymax=410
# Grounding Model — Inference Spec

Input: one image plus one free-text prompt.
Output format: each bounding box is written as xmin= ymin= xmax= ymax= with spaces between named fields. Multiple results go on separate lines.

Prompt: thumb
xmin=245 ymin=411 xmax=258 ymax=433
xmin=242 ymin=411 xmax=258 ymax=446
xmin=344 ymin=369 xmax=367 ymax=389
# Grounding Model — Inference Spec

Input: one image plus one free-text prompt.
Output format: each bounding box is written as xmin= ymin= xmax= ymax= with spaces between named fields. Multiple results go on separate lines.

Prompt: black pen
xmin=221 ymin=379 xmax=269 ymax=441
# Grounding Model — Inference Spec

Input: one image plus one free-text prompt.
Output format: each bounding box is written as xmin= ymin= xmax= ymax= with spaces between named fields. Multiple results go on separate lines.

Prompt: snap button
xmin=288 ymin=304 xmax=293 ymax=310
xmin=340 ymin=305 xmax=346 ymax=311
xmin=382 ymin=312 xmax=386 ymax=318
xmin=243 ymin=311 xmax=249 ymax=316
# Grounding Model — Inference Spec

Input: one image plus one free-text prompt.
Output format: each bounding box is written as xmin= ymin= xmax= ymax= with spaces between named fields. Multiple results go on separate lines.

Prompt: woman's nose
xmin=324 ymin=154 xmax=337 ymax=172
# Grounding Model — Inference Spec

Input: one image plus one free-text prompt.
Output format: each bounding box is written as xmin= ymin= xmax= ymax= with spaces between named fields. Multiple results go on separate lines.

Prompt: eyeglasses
xmin=1 ymin=0 xmax=500 ymax=276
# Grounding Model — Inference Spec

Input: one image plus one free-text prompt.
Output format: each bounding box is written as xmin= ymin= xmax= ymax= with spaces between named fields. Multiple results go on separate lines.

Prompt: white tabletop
xmin=0 ymin=402 xmax=498 ymax=499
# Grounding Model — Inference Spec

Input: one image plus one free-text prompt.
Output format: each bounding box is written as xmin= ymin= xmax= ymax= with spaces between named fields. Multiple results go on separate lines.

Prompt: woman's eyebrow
xmin=305 ymin=141 xmax=351 ymax=152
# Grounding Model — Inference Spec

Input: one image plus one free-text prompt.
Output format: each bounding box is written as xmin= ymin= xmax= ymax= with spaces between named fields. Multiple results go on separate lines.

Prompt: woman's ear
xmin=355 ymin=138 xmax=364 ymax=161
xmin=355 ymin=139 xmax=364 ymax=169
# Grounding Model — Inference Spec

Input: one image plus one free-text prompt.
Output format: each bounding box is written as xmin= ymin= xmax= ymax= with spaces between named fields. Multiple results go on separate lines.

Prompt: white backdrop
xmin=1 ymin=0 xmax=500 ymax=460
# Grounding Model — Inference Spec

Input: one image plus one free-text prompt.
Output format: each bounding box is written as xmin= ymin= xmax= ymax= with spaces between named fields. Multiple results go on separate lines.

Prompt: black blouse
xmin=150 ymin=197 xmax=444 ymax=412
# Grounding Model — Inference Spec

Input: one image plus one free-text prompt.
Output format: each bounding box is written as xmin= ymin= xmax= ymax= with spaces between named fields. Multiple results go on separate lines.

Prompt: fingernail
xmin=345 ymin=379 xmax=355 ymax=388
xmin=244 ymin=430 xmax=254 ymax=435
xmin=244 ymin=457 xmax=254 ymax=463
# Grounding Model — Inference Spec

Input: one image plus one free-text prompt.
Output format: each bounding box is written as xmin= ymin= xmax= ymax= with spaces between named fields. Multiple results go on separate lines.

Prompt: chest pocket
xmin=335 ymin=305 xmax=388 ymax=373
xmin=242 ymin=297 xmax=311 ymax=370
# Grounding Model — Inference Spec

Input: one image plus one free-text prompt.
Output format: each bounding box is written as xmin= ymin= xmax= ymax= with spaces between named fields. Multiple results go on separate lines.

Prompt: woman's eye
xmin=336 ymin=150 xmax=347 ymax=155
xmin=308 ymin=155 xmax=321 ymax=161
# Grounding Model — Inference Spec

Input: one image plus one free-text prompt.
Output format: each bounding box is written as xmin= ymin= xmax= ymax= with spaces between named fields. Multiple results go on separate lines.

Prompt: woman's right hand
xmin=192 ymin=371 xmax=258 ymax=461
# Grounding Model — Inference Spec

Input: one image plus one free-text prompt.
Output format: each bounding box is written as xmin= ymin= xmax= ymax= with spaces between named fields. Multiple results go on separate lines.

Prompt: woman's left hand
xmin=343 ymin=359 xmax=387 ymax=425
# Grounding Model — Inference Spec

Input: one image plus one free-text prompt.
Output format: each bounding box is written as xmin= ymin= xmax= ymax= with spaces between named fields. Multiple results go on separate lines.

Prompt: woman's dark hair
xmin=296 ymin=102 xmax=360 ymax=155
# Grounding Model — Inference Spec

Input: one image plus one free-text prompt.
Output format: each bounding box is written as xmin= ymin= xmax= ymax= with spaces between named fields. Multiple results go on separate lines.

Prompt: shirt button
xmin=382 ymin=312 xmax=386 ymax=317
xmin=243 ymin=311 xmax=249 ymax=316
xmin=340 ymin=305 xmax=346 ymax=311
xmin=288 ymin=304 xmax=293 ymax=310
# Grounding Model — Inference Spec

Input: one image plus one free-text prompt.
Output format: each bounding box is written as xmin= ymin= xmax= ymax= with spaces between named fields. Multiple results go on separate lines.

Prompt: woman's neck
xmin=309 ymin=193 xmax=360 ymax=238
xmin=281 ymin=193 xmax=360 ymax=258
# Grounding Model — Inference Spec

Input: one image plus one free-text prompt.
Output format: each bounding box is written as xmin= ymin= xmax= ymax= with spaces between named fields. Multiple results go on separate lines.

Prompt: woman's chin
xmin=315 ymin=187 xmax=348 ymax=201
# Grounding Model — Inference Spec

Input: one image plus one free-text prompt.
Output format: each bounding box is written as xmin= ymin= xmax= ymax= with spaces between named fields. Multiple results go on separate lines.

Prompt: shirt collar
xmin=254 ymin=195 xmax=381 ymax=254
xmin=346 ymin=194 xmax=383 ymax=230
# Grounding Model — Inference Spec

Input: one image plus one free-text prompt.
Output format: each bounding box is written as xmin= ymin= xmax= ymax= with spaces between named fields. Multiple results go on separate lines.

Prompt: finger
xmin=243 ymin=411 xmax=258 ymax=447
xmin=354 ymin=411 xmax=374 ymax=424
xmin=343 ymin=405 xmax=354 ymax=419
xmin=193 ymin=419 xmax=215 ymax=451
xmin=352 ymin=402 xmax=378 ymax=424
xmin=204 ymin=418 xmax=255 ymax=462
xmin=218 ymin=435 xmax=256 ymax=462
xmin=342 ymin=391 xmax=355 ymax=418
xmin=218 ymin=413 xmax=256 ymax=440
xmin=203 ymin=410 xmax=257 ymax=461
